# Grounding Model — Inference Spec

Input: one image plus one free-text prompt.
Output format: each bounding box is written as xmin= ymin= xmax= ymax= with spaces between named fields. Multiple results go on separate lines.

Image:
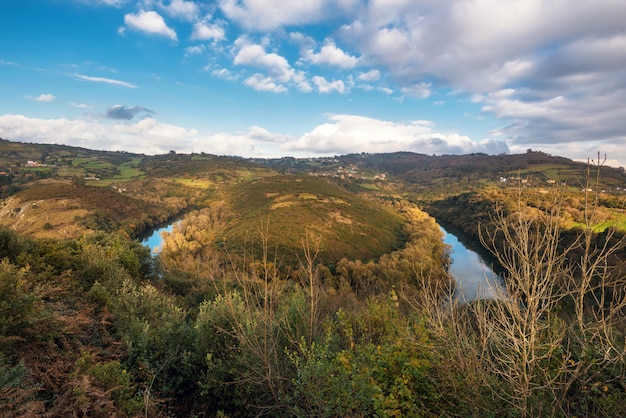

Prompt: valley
xmin=1 ymin=138 xmax=626 ymax=417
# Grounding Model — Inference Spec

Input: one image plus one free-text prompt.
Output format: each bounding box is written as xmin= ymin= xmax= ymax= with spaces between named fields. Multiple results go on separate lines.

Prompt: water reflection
xmin=142 ymin=222 xmax=177 ymax=255
xmin=440 ymin=225 xmax=505 ymax=302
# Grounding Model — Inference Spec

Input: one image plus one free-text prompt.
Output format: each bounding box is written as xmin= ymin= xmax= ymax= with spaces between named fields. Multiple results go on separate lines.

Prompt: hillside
xmin=222 ymin=174 xmax=407 ymax=264
xmin=259 ymin=150 xmax=626 ymax=197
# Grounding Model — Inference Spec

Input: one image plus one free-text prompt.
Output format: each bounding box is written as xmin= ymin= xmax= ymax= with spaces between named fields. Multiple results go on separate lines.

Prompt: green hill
xmin=221 ymin=174 xmax=407 ymax=264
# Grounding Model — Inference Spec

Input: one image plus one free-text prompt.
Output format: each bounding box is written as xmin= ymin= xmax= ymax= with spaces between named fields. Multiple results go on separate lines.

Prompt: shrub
xmin=0 ymin=259 xmax=40 ymax=343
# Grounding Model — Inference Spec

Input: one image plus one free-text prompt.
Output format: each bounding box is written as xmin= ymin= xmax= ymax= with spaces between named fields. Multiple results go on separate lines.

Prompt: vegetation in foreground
xmin=1 ymin=139 xmax=625 ymax=416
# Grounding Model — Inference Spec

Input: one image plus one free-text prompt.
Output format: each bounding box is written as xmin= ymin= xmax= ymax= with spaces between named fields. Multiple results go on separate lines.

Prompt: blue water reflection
xmin=441 ymin=226 xmax=505 ymax=302
xmin=142 ymin=223 xmax=176 ymax=255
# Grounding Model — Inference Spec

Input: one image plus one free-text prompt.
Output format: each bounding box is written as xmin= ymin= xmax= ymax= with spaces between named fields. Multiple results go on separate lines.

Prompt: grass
xmin=567 ymin=212 xmax=626 ymax=232
xmin=116 ymin=159 xmax=144 ymax=178
xmin=358 ymin=183 xmax=380 ymax=191
xmin=174 ymin=178 xmax=213 ymax=188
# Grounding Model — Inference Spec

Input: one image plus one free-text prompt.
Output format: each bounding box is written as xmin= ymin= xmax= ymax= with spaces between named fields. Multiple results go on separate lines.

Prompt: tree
xmin=473 ymin=157 xmax=626 ymax=417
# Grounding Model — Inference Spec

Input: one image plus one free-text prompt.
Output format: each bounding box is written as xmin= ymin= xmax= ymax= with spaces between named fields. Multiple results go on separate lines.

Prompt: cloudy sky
xmin=1 ymin=0 xmax=625 ymax=167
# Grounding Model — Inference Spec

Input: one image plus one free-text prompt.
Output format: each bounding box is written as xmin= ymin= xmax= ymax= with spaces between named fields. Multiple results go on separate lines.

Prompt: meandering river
xmin=142 ymin=220 xmax=504 ymax=302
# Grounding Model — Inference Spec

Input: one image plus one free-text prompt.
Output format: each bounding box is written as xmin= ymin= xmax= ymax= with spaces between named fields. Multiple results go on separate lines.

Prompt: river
xmin=141 ymin=222 xmax=178 ymax=255
xmin=142 ymin=220 xmax=504 ymax=302
xmin=440 ymin=224 xmax=505 ymax=302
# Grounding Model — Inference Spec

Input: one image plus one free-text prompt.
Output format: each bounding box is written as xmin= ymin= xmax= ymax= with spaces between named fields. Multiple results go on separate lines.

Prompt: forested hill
xmin=336 ymin=150 xmax=626 ymax=185
xmin=256 ymin=149 xmax=626 ymax=191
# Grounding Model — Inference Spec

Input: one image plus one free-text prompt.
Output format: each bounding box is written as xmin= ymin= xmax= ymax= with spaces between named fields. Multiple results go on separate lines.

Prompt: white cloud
xmin=244 ymin=74 xmax=287 ymax=93
xmin=342 ymin=0 xmax=625 ymax=92
xmin=0 ymin=113 xmax=510 ymax=161
xmin=161 ymin=0 xmax=199 ymax=21
xmin=0 ymin=114 xmax=290 ymax=157
xmin=184 ymin=45 xmax=204 ymax=56
xmin=210 ymin=67 xmax=238 ymax=81
xmin=336 ymin=0 xmax=626 ymax=161
xmin=357 ymin=70 xmax=380 ymax=82
xmin=234 ymin=43 xmax=290 ymax=76
xmin=123 ymin=10 xmax=178 ymax=41
xmin=26 ymin=94 xmax=56 ymax=102
xmin=286 ymin=114 xmax=510 ymax=156
xmin=73 ymin=73 xmax=138 ymax=88
xmin=302 ymin=39 xmax=360 ymax=68
xmin=289 ymin=32 xmax=316 ymax=49
xmin=312 ymin=76 xmax=345 ymax=94
xmin=233 ymin=41 xmax=311 ymax=92
xmin=191 ymin=19 xmax=226 ymax=41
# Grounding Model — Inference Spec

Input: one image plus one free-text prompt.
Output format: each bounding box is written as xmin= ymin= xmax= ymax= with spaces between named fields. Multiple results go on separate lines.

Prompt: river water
xmin=141 ymin=222 xmax=177 ymax=255
xmin=440 ymin=224 xmax=505 ymax=302
xmin=142 ymin=220 xmax=504 ymax=302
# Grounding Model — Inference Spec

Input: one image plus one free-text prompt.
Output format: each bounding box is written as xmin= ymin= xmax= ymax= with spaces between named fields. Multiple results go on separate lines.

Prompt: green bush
xmin=110 ymin=281 xmax=197 ymax=403
xmin=288 ymin=296 xmax=436 ymax=417
xmin=0 ymin=259 xmax=40 ymax=342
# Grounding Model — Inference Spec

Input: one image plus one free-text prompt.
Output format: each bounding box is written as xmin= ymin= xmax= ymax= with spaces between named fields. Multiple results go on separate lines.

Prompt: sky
xmin=1 ymin=0 xmax=625 ymax=167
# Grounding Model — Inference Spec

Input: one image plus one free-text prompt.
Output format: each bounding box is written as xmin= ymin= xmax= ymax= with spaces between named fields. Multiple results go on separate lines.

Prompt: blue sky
xmin=1 ymin=0 xmax=625 ymax=167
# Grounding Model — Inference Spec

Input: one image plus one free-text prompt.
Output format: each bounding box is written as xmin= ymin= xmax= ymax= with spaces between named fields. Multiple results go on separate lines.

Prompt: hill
xmin=259 ymin=150 xmax=626 ymax=194
xmin=0 ymin=140 xmax=406 ymax=263
xmin=222 ymin=174 xmax=406 ymax=264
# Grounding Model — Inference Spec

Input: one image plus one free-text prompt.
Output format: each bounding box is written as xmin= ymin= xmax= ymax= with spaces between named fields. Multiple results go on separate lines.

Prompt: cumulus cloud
xmin=105 ymin=105 xmax=154 ymax=120
xmin=211 ymin=67 xmax=238 ymax=81
xmin=302 ymin=39 xmax=360 ymax=68
xmin=26 ymin=94 xmax=56 ymax=102
xmin=335 ymin=1 xmax=626 ymax=161
xmin=0 ymin=114 xmax=289 ymax=157
xmin=286 ymin=114 xmax=509 ymax=156
xmin=313 ymin=76 xmax=345 ymax=94
xmin=244 ymin=74 xmax=287 ymax=93
xmin=234 ymin=43 xmax=290 ymax=74
xmin=342 ymin=0 xmax=625 ymax=92
xmin=233 ymin=41 xmax=311 ymax=92
xmin=191 ymin=18 xmax=226 ymax=41
xmin=0 ymin=113 xmax=508 ymax=161
xmin=184 ymin=45 xmax=204 ymax=56
xmin=73 ymin=73 xmax=137 ymax=88
xmin=161 ymin=0 xmax=199 ymax=21
xmin=123 ymin=10 xmax=178 ymax=41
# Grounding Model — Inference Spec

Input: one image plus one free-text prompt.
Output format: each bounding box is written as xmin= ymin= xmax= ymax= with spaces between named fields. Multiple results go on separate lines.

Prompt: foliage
xmin=0 ymin=259 xmax=41 ymax=344
xmin=289 ymin=296 xmax=436 ymax=417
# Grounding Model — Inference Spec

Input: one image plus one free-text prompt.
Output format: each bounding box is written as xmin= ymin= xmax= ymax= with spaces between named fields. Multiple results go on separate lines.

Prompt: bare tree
xmin=473 ymin=158 xmax=626 ymax=417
